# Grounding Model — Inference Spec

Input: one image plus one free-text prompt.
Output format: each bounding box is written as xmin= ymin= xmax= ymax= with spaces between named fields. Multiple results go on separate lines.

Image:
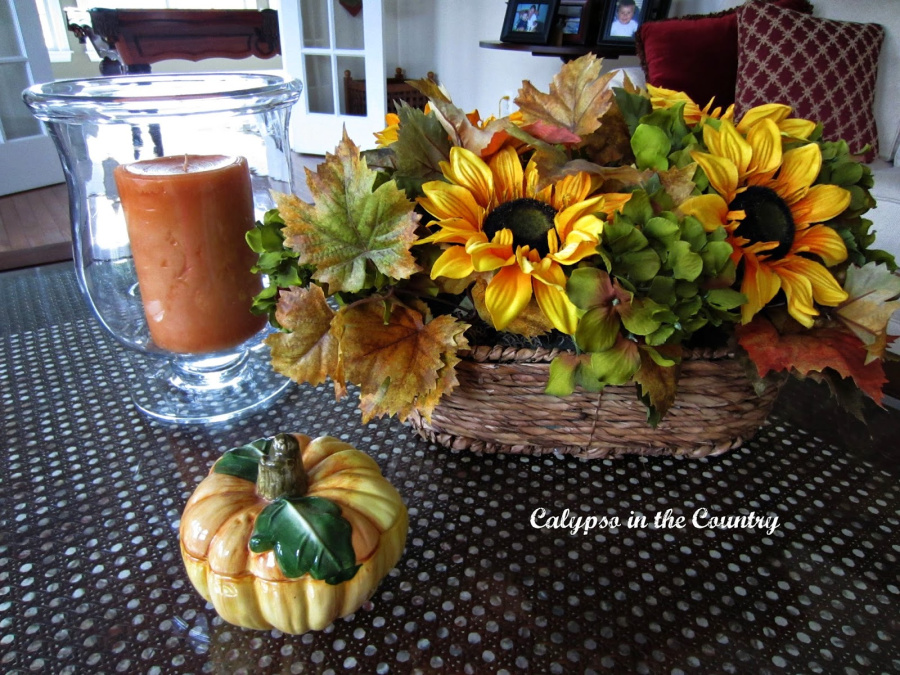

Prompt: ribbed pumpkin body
xmin=180 ymin=434 xmax=408 ymax=634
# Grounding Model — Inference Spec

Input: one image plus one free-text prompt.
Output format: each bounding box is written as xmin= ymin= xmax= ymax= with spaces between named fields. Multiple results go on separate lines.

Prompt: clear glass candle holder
xmin=24 ymin=73 xmax=302 ymax=424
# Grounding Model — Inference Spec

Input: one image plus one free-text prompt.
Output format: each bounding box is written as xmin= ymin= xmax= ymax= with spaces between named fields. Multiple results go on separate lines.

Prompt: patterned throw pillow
xmin=635 ymin=0 xmax=813 ymax=110
xmin=735 ymin=0 xmax=884 ymax=161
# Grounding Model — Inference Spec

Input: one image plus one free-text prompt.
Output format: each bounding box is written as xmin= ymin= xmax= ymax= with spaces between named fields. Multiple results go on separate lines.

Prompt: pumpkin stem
xmin=256 ymin=433 xmax=309 ymax=500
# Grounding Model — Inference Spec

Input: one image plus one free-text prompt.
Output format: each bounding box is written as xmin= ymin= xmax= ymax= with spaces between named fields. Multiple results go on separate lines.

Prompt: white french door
xmin=278 ymin=0 xmax=387 ymax=154
xmin=0 ymin=0 xmax=63 ymax=196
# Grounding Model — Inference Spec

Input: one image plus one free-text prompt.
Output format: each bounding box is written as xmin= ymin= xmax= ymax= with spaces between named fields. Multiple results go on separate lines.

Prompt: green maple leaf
xmin=277 ymin=130 xmax=421 ymax=293
xmin=391 ymin=102 xmax=452 ymax=196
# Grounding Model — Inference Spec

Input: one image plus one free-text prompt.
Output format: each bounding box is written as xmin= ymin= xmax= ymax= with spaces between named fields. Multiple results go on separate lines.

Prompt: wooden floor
xmin=0 ymin=182 xmax=72 ymax=271
xmin=0 ymin=153 xmax=322 ymax=272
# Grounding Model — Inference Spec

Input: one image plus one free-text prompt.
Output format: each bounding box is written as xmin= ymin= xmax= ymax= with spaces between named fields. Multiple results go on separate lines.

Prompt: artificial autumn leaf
xmin=736 ymin=316 xmax=886 ymax=405
xmin=579 ymin=102 xmax=635 ymax=167
xmin=335 ymin=300 xmax=469 ymax=422
xmin=276 ymin=131 xmax=421 ymax=293
xmin=266 ymin=285 xmax=345 ymax=396
xmin=410 ymin=77 xmax=511 ymax=158
xmin=390 ymin=102 xmax=452 ymax=195
xmin=658 ymin=163 xmax=698 ymax=207
xmin=515 ymin=53 xmax=616 ymax=144
xmin=835 ymin=262 xmax=900 ymax=363
xmin=633 ymin=345 xmax=681 ymax=425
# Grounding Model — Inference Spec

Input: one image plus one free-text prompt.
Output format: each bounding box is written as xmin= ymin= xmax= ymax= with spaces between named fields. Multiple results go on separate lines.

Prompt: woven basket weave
xmin=406 ymin=345 xmax=781 ymax=459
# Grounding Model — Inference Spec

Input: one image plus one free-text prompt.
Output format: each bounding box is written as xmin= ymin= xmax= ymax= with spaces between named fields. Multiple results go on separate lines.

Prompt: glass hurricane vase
xmin=23 ymin=73 xmax=302 ymax=424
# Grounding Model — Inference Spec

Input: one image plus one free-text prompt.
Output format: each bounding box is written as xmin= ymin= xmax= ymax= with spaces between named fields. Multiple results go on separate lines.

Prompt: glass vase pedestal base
xmin=130 ymin=343 xmax=291 ymax=425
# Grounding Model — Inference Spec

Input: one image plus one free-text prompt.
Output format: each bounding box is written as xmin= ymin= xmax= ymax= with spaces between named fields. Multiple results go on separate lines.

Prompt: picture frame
xmin=500 ymin=1 xmax=560 ymax=44
xmin=554 ymin=0 xmax=596 ymax=46
xmin=597 ymin=0 xmax=648 ymax=46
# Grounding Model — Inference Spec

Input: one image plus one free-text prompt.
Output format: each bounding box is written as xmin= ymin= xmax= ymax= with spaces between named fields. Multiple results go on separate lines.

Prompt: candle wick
xmin=183 ymin=154 xmax=189 ymax=172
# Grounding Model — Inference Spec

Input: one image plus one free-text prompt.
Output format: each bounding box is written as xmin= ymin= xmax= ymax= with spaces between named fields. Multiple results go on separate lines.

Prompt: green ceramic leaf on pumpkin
xmin=249 ymin=496 xmax=361 ymax=584
xmin=213 ymin=438 xmax=269 ymax=483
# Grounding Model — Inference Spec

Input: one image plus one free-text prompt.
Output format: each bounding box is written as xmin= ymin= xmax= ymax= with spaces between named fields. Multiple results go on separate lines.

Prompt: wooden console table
xmin=64 ymin=8 xmax=280 ymax=75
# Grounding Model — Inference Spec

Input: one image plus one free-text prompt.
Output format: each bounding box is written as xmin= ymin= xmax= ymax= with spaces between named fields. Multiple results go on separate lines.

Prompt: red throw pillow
xmin=735 ymin=0 xmax=884 ymax=160
xmin=635 ymin=0 xmax=813 ymax=110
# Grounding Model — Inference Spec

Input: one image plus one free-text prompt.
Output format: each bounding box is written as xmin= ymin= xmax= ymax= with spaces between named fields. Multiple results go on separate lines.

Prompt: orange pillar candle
xmin=114 ymin=154 xmax=265 ymax=354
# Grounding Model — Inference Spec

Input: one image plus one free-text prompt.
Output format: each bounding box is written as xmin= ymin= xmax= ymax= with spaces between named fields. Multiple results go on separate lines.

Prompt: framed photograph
xmin=500 ymin=1 xmax=560 ymax=44
xmin=597 ymin=0 xmax=648 ymax=45
xmin=554 ymin=0 xmax=596 ymax=46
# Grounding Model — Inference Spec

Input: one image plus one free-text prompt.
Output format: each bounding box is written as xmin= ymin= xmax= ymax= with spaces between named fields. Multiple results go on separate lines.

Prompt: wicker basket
xmin=406 ymin=345 xmax=781 ymax=459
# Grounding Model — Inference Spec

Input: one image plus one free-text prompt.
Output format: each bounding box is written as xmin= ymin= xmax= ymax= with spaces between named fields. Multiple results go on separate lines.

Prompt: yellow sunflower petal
xmin=777 ymin=256 xmax=848 ymax=308
xmin=468 ymin=229 xmax=515 ymax=272
xmin=691 ymin=151 xmax=739 ymax=202
xmin=430 ymin=245 xmax=475 ymax=280
xmin=772 ymin=143 xmax=821 ymax=205
xmin=551 ymin=238 xmax=600 ymax=266
xmin=778 ymin=118 xmax=817 ymax=140
xmin=374 ymin=123 xmax=399 ymax=148
xmin=531 ymin=261 xmax=579 ymax=335
xmin=735 ymin=103 xmax=792 ymax=134
xmin=419 ymin=181 xmax=485 ymax=228
xmin=679 ymin=194 xmax=730 ymax=232
xmin=443 ymin=146 xmax=494 ymax=209
xmin=417 ymin=218 xmax=480 ymax=245
xmin=488 ymin=147 xmax=524 ymax=205
xmin=524 ymin=159 xmax=552 ymax=203
xmin=791 ymin=223 xmax=848 ymax=266
xmin=746 ymin=118 xmax=782 ymax=177
xmin=551 ymin=172 xmax=593 ymax=211
xmin=704 ymin=119 xmax=752 ymax=177
xmin=554 ymin=195 xmax=605 ymax=240
xmin=485 ymin=264 xmax=534 ymax=331
xmin=740 ymin=252 xmax=782 ymax=324
xmin=770 ymin=261 xmax=818 ymax=328
xmin=789 ymin=184 xmax=851 ymax=226
xmin=595 ymin=193 xmax=632 ymax=218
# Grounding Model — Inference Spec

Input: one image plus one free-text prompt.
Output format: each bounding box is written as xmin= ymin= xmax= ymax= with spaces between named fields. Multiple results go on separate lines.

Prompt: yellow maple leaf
xmin=336 ymin=301 xmax=469 ymax=423
xmin=835 ymin=262 xmax=900 ymax=363
xmin=514 ymin=53 xmax=616 ymax=143
xmin=266 ymin=285 xmax=346 ymax=397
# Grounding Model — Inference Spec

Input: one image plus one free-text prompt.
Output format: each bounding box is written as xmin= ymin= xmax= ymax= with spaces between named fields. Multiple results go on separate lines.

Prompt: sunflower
xmin=418 ymin=146 xmax=630 ymax=333
xmin=647 ymin=84 xmax=734 ymax=125
xmin=679 ymin=116 xmax=851 ymax=327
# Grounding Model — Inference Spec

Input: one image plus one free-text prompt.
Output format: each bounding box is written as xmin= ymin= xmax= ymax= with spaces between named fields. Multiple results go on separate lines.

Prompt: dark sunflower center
xmin=482 ymin=198 xmax=558 ymax=257
xmin=729 ymin=186 xmax=795 ymax=260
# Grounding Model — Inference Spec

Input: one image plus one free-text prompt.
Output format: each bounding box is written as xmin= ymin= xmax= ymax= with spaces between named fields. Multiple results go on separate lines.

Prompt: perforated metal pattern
xmin=1 ymin=264 xmax=899 ymax=674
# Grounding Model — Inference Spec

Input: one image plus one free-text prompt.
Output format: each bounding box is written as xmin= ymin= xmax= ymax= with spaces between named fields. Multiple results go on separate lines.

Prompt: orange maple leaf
xmin=514 ymin=53 xmax=616 ymax=144
xmin=267 ymin=285 xmax=346 ymax=397
xmin=736 ymin=316 xmax=886 ymax=405
xmin=336 ymin=301 xmax=469 ymax=423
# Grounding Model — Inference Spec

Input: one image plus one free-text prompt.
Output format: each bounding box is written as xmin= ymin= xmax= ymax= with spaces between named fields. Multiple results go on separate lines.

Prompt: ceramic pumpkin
xmin=180 ymin=433 xmax=408 ymax=634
